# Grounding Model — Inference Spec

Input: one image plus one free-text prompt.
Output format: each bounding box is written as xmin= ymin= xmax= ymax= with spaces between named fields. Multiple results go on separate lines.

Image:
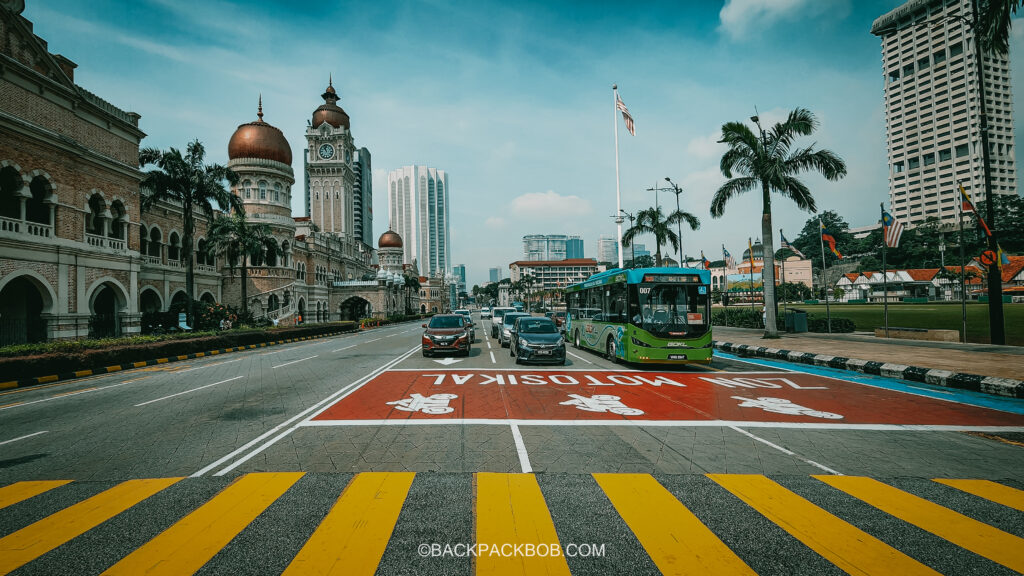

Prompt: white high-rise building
xmin=871 ymin=0 xmax=1017 ymax=228
xmin=387 ymin=166 xmax=450 ymax=276
xmin=596 ymin=234 xmax=618 ymax=264
xmin=522 ymin=234 xmax=572 ymax=261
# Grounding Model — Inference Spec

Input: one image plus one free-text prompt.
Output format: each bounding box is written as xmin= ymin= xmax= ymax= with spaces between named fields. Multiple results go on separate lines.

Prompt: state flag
xmin=821 ymin=223 xmax=842 ymax=259
xmin=615 ymin=92 xmax=635 ymax=136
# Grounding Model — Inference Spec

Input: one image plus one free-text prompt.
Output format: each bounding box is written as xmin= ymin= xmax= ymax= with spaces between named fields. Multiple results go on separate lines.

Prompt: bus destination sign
xmin=642 ymin=274 xmax=700 ymax=283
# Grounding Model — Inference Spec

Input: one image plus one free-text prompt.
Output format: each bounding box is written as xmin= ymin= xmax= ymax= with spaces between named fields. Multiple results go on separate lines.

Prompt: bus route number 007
xmin=638 ymin=287 xmax=651 ymax=295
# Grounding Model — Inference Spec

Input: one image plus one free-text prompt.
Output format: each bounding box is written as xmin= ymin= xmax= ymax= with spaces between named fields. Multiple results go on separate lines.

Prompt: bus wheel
xmin=606 ymin=338 xmax=619 ymax=364
xmin=574 ymin=330 xmax=581 ymax=349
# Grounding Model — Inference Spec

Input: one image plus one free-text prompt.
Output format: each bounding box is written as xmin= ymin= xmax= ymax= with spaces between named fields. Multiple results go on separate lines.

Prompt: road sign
xmin=980 ymin=250 xmax=997 ymax=266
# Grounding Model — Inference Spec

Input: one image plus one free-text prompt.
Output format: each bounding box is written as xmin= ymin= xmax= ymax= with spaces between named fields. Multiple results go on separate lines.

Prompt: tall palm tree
xmin=206 ymin=211 xmax=278 ymax=318
xmin=979 ymin=0 xmax=1021 ymax=56
xmin=521 ymin=274 xmax=537 ymax=311
xmin=622 ymin=206 xmax=700 ymax=267
xmin=712 ymin=108 xmax=847 ymax=337
xmin=140 ymin=140 xmax=241 ymax=325
xmin=404 ymin=274 xmax=422 ymax=314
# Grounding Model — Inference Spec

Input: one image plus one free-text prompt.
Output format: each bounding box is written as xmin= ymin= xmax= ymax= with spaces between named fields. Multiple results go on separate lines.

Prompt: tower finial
xmin=329 ymin=73 xmax=333 ymax=88
xmin=257 ymin=93 xmax=263 ymax=121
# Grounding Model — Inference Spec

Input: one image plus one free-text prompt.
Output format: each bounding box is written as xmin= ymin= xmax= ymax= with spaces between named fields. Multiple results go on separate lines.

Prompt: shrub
xmin=712 ymin=307 xmax=763 ymax=328
xmin=806 ymin=314 xmax=855 ymax=333
xmin=0 ymin=321 xmax=357 ymax=381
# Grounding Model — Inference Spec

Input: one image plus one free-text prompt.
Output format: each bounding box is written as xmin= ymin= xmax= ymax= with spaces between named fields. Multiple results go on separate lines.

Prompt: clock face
xmin=318 ymin=143 xmax=334 ymax=160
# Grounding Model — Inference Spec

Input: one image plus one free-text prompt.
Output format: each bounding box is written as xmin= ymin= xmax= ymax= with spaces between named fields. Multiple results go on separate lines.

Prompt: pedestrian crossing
xmin=0 ymin=472 xmax=1021 ymax=575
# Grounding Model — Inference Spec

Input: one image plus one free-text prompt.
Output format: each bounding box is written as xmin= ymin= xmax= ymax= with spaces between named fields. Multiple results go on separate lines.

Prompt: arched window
xmin=140 ymin=225 xmax=148 ymax=254
xmin=242 ymin=179 xmax=252 ymax=199
xmin=148 ymin=227 xmax=162 ymax=258
xmin=0 ymin=166 xmax=22 ymax=220
xmin=258 ymin=180 xmax=267 ymax=200
xmin=27 ymin=176 xmax=52 ymax=225
xmin=86 ymin=194 xmax=107 ymax=235
xmin=197 ymin=239 xmax=207 ymax=265
xmin=266 ymin=245 xmax=277 ymax=267
xmin=108 ymin=200 xmax=126 ymax=239
xmin=168 ymin=232 xmax=181 ymax=261
xmin=281 ymin=240 xmax=290 ymax=267
xmin=274 ymin=183 xmax=281 ymax=202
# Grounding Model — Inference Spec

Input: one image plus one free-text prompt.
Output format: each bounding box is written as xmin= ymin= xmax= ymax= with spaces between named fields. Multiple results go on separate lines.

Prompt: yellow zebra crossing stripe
xmin=816 ymin=475 xmax=1024 ymax=573
xmin=932 ymin=478 xmax=1024 ymax=512
xmin=283 ymin=472 xmax=414 ymax=576
xmin=595 ymin=473 xmax=755 ymax=576
xmin=475 ymin=472 xmax=571 ymax=575
xmin=0 ymin=480 xmax=71 ymax=510
xmin=710 ymin=474 xmax=940 ymax=576
xmin=0 ymin=477 xmax=182 ymax=575
xmin=102 ymin=472 xmax=304 ymax=576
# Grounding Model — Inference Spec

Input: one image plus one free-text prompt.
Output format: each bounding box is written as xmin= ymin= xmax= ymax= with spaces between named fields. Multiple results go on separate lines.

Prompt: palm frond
xmin=776 ymin=176 xmax=817 ymax=213
xmin=710 ymin=176 xmax=758 ymax=217
xmin=785 ymin=147 xmax=847 ymax=181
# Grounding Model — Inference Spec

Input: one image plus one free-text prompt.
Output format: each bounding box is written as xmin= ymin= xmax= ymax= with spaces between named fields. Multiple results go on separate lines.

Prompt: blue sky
xmin=25 ymin=0 xmax=1024 ymax=286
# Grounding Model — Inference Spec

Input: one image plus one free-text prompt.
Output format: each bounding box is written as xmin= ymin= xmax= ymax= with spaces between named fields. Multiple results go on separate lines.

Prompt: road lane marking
xmin=567 ymin=351 xmax=593 ymax=365
xmin=510 ymin=423 xmax=532 ymax=473
xmin=53 ymin=387 xmax=96 ymax=397
xmin=728 ymin=426 xmax=842 ymax=475
xmin=489 ymin=351 xmax=496 ymax=364
xmin=0 ymin=430 xmax=48 ymax=446
xmin=366 ymin=338 xmax=381 ymax=343
xmin=103 ymin=473 xmax=303 ymax=576
xmin=0 ymin=480 xmax=71 ymax=510
xmin=272 ymin=355 xmax=318 ymax=369
xmin=816 ymin=475 xmax=1024 ymax=573
xmin=709 ymin=474 xmax=939 ymax=576
xmin=199 ymin=346 xmax=419 ymax=477
xmin=0 ymin=478 xmax=182 ymax=574
xmin=332 ymin=345 xmax=357 ymax=352
xmin=135 ymin=376 xmax=244 ymax=407
xmin=596 ymin=473 xmax=757 ymax=576
xmin=486 ymin=341 xmax=492 ymax=349
xmin=283 ymin=472 xmax=414 ymax=576
xmin=933 ymin=479 xmax=1024 ymax=512
xmin=174 ymin=357 xmax=246 ymax=373
xmin=475 ymin=473 xmax=571 ymax=575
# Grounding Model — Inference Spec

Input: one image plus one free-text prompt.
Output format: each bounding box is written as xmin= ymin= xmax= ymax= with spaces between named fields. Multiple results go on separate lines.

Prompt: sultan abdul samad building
xmin=0 ymin=1 xmax=418 ymax=346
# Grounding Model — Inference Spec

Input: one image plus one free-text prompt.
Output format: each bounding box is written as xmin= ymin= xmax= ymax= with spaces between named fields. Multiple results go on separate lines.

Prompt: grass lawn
xmin=785 ymin=302 xmax=1024 ymax=346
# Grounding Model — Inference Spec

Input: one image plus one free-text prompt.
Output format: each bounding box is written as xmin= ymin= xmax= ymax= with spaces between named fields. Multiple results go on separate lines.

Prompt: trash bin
xmin=785 ymin=308 xmax=807 ymax=333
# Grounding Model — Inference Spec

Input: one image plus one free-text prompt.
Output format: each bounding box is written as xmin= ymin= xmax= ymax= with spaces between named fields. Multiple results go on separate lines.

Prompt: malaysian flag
xmin=779 ymin=231 xmax=806 ymax=258
xmin=701 ymin=250 xmax=711 ymax=269
xmin=881 ymin=209 xmax=904 ymax=248
xmin=615 ymin=92 xmax=635 ymax=136
xmin=723 ymin=246 xmax=737 ymax=272
xmin=820 ymin=222 xmax=843 ymax=259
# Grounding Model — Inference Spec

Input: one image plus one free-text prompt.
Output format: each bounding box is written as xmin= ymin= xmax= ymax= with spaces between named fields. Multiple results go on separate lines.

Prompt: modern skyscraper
xmin=352 ymin=148 xmax=372 ymax=246
xmin=387 ymin=166 xmax=450 ymax=276
xmin=566 ymin=235 xmax=584 ymax=259
xmin=871 ymin=0 xmax=1017 ymax=228
xmin=489 ymin=267 xmax=502 ymax=283
xmin=453 ymin=264 xmax=466 ymax=294
xmin=596 ymin=234 xmax=618 ymax=264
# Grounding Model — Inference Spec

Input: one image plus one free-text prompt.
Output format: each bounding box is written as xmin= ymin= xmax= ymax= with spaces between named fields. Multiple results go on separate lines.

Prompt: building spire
xmin=257 ymin=93 xmax=263 ymax=121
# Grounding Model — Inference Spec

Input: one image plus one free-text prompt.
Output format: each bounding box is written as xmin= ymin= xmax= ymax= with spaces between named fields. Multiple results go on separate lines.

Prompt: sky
xmin=23 ymin=0 xmax=1024 ymax=287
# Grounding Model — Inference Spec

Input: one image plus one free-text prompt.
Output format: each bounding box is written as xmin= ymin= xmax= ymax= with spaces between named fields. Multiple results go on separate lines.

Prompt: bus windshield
xmin=629 ymin=283 xmax=708 ymax=338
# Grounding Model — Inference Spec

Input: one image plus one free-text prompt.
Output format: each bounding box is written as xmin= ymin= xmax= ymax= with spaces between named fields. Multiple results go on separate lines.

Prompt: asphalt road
xmin=1 ymin=312 xmax=1022 ymax=575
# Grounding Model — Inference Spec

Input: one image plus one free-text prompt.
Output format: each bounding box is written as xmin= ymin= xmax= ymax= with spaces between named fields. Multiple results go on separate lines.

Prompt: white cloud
xmin=484 ymin=216 xmax=506 ymax=228
xmin=686 ymin=131 xmax=725 ymax=160
xmin=508 ymin=190 xmax=591 ymax=219
xmin=718 ymin=0 xmax=837 ymax=41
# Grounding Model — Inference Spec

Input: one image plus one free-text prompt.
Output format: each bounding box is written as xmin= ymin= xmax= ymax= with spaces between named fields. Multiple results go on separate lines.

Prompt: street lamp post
xmin=665 ymin=177 xmax=685 ymax=265
xmin=615 ymin=210 xmax=636 ymax=266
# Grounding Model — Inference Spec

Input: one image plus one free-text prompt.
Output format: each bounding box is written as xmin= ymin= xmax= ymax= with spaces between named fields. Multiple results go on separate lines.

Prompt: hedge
xmin=360 ymin=314 xmax=434 ymax=329
xmin=712 ymin=307 xmax=763 ymax=328
xmin=0 ymin=321 xmax=357 ymax=382
xmin=806 ymin=314 xmax=856 ymax=333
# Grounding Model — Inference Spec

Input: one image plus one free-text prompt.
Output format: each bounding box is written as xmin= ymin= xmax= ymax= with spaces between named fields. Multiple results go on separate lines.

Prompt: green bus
xmin=564 ymin=267 xmax=713 ymax=364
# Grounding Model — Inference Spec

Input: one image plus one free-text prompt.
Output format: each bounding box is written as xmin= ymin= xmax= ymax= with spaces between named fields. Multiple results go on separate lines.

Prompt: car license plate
xmin=668 ymin=354 xmax=687 ymax=360
xmin=536 ymin=350 xmax=551 ymax=355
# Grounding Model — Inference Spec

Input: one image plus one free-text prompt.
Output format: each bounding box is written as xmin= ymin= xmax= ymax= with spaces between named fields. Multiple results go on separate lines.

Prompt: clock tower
xmin=306 ymin=78 xmax=356 ymax=238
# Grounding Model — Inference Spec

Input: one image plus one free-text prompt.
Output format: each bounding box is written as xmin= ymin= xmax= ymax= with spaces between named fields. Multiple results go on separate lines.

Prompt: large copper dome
xmin=312 ymin=79 xmax=350 ymax=130
xmin=228 ymin=98 xmax=292 ymax=165
xmin=378 ymin=230 xmax=403 ymax=248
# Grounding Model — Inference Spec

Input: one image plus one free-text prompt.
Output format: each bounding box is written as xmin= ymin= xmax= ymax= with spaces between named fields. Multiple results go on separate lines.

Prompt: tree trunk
xmin=183 ymin=203 xmax=196 ymax=328
xmin=240 ymin=260 xmax=248 ymax=318
xmin=760 ymin=182 xmax=779 ymax=338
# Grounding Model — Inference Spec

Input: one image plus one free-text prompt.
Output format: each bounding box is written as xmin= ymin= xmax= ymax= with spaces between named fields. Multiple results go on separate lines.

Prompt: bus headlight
xmin=631 ymin=336 xmax=652 ymax=347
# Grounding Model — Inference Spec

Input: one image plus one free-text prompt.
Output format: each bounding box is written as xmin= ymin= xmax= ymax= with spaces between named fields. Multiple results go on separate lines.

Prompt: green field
xmin=781 ymin=302 xmax=1024 ymax=346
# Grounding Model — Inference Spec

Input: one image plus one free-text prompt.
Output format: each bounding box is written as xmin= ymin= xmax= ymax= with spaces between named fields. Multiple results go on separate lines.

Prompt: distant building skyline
xmin=489 ymin=267 xmax=502 ymax=283
xmin=596 ymin=234 xmax=618 ymax=264
xmin=387 ymin=165 xmax=450 ymax=276
xmin=522 ymin=234 xmax=583 ymax=261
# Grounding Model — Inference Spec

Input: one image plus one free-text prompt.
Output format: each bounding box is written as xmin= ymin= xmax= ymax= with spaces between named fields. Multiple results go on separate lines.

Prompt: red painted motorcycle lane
xmin=313 ymin=371 xmax=1024 ymax=426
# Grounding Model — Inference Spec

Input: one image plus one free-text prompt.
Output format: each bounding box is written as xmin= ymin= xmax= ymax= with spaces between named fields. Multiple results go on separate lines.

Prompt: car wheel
xmin=606 ymin=338 xmax=619 ymax=364
xmin=422 ymin=350 xmax=431 ymax=357
xmin=560 ymin=358 xmax=566 ymax=366
xmin=574 ymin=330 xmax=580 ymax=349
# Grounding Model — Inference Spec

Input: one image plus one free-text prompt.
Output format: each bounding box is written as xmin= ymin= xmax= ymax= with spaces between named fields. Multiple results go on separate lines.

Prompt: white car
xmin=481 ymin=307 xmax=491 ymax=319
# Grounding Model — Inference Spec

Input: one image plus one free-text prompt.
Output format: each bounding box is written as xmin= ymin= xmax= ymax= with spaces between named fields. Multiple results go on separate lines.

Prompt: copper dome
xmin=378 ymin=230 xmax=403 ymax=248
xmin=228 ymin=97 xmax=292 ymax=165
xmin=312 ymin=78 xmax=350 ymax=130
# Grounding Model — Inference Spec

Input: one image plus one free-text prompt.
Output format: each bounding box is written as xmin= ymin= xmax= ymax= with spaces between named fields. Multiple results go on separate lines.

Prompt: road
xmin=0 ymin=312 xmax=1022 ymax=574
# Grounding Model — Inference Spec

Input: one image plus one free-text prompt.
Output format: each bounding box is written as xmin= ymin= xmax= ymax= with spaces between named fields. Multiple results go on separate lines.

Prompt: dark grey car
xmin=510 ymin=316 xmax=565 ymax=365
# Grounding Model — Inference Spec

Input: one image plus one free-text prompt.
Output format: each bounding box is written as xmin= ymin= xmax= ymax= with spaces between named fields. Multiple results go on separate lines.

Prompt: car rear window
xmin=428 ymin=316 xmax=463 ymax=329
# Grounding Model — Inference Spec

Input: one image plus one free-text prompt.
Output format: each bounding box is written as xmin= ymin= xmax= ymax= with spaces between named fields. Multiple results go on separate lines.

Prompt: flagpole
xmin=818 ymin=218 xmax=832 ymax=334
xmin=881 ymin=203 xmax=889 ymax=338
xmin=957 ymin=183 xmax=968 ymax=343
xmin=779 ymin=229 xmax=788 ymax=327
xmin=749 ymin=238 xmax=756 ymax=315
xmin=613 ymin=85 xmax=624 ymax=270
xmin=721 ymin=244 xmax=729 ymax=327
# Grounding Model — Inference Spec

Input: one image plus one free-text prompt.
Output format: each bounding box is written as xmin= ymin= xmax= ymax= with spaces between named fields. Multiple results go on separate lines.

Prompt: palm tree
xmin=206 ymin=211 xmax=278 ymax=318
xmin=622 ymin=206 xmax=700 ymax=267
xmin=404 ymin=274 xmax=422 ymax=315
xmin=140 ymin=140 xmax=241 ymax=325
xmin=979 ymin=1 xmax=1021 ymax=56
xmin=521 ymin=274 xmax=537 ymax=311
xmin=712 ymin=108 xmax=847 ymax=337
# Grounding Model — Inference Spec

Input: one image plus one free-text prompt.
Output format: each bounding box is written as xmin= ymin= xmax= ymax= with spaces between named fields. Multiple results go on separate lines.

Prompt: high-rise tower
xmin=387 ymin=165 xmax=450 ymax=276
xmin=305 ymin=78 xmax=357 ymax=237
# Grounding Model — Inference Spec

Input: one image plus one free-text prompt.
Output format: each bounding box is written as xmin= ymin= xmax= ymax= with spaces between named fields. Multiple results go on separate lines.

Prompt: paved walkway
xmin=714 ymin=327 xmax=1024 ymax=380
